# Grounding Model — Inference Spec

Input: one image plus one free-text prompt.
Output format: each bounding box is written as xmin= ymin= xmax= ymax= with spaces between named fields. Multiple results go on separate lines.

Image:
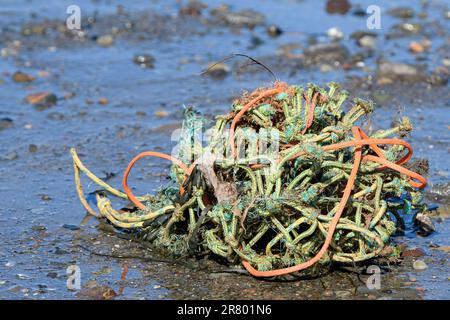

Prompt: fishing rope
xmin=71 ymin=82 xmax=428 ymax=278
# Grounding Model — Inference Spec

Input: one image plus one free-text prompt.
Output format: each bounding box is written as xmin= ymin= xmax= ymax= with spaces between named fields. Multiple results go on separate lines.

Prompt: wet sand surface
xmin=0 ymin=0 xmax=449 ymax=299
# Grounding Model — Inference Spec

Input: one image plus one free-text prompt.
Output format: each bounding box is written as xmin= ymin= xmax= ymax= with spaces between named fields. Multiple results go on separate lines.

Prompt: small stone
xmin=402 ymin=247 xmax=425 ymax=257
xmin=210 ymin=6 xmax=265 ymax=28
xmin=323 ymin=290 xmax=334 ymax=297
xmin=326 ymin=0 xmax=351 ymax=15
xmin=388 ymin=7 xmax=415 ymax=19
xmin=358 ymin=35 xmax=376 ymax=48
xmin=77 ymin=285 xmax=116 ymax=300
xmin=413 ymin=259 xmax=428 ymax=271
xmin=154 ymin=110 xmax=169 ymax=118
xmin=153 ymin=284 xmax=161 ymax=289
xmin=29 ymin=144 xmax=38 ymax=153
xmin=0 ymin=118 xmax=13 ymax=131
xmin=431 ymin=246 xmax=450 ymax=253
xmin=303 ymin=42 xmax=350 ymax=65
xmin=320 ymin=64 xmax=333 ymax=72
xmin=40 ymin=194 xmax=51 ymax=201
xmin=377 ymin=61 xmax=426 ymax=82
xmin=179 ymin=0 xmax=206 ymax=16
xmin=266 ymin=25 xmax=283 ymax=37
xmin=409 ymin=41 xmax=424 ymax=53
xmin=62 ymin=224 xmax=80 ymax=231
xmin=25 ymin=92 xmax=57 ymax=110
xmin=0 ymin=151 xmax=18 ymax=161
xmin=327 ymin=27 xmax=344 ymax=40
xmin=415 ymin=212 xmax=436 ymax=235
xmin=133 ymin=54 xmax=155 ymax=68
xmin=22 ymin=24 xmax=46 ymax=36
xmin=97 ymin=35 xmax=114 ymax=47
xmin=98 ymin=97 xmax=109 ymax=105
xmin=12 ymin=71 xmax=34 ymax=83
xmin=31 ymin=225 xmax=46 ymax=231
xmin=16 ymin=274 xmax=32 ymax=280
xmin=409 ymin=277 xmax=417 ymax=282
xmin=92 ymin=267 xmax=113 ymax=276
xmin=335 ymin=290 xmax=352 ymax=299
xmin=203 ymin=62 xmax=230 ymax=80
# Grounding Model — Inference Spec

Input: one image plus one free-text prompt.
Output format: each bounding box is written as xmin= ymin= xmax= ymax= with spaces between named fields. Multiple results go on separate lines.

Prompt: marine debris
xmin=71 ymin=81 xmax=428 ymax=278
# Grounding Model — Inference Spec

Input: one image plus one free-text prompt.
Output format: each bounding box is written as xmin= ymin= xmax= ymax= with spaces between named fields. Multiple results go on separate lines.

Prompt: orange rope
xmin=122 ymin=151 xmax=189 ymax=210
xmin=301 ymin=92 xmax=319 ymax=134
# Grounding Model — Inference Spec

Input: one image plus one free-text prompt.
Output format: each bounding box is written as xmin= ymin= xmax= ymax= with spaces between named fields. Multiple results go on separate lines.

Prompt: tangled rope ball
xmin=71 ymin=82 xmax=427 ymax=278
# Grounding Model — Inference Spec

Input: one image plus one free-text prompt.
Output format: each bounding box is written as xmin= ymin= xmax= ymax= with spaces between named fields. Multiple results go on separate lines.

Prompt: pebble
xmin=266 ymin=25 xmax=283 ymax=38
xmin=12 ymin=71 xmax=34 ymax=83
xmin=154 ymin=110 xmax=169 ymax=118
xmin=0 ymin=151 xmax=18 ymax=161
xmin=402 ymin=247 xmax=425 ymax=257
xmin=388 ymin=7 xmax=415 ymax=19
xmin=327 ymin=27 xmax=344 ymax=40
xmin=322 ymin=290 xmax=334 ymax=297
xmin=133 ymin=54 xmax=155 ymax=68
xmin=98 ymin=97 xmax=109 ymax=105
xmin=335 ymin=290 xmax=352 ymax=299
xmin=25 ymin=92 xmax=57 ymax=110
xmin=97 ymin=35 xmax=114 ymax=47
xmin=431 ymin=245 xmax=450 ymax=253
xmin=358 ymin=35 xmax=376 ymax=48
xmin=303 ymin=42 xmax=350 ymax=64
xmin=16 ymin=274 xmax=32 ymax=280
xmin=377 ymin=61 xmax=426 ymax=82
xmin=409 ymin=41 xmax=424 ymax=53
xmin=210 ymin=6 xmax=265 ymax=28
xmin=31 ymin=224 xmax=46 ymax=231
xmin=203 ymin=62 xmax=230 ymax=80
xmin=413 ymin=259 xmax=428 ymax=271
xmin=326 ymin=0 xmax=351 ymax=15
xmin=77 ymin=285 xmax=116 ymax=300
xmin=62 ymin=224 xmax=80 ymax=231
xmin=29 ymin=144 xmax=38 ymax=153
xmin=443 ymin=59 xmax=450 ymax=67
xmin=0 ymin=117 xmax=13 ymax=131
xmin=415 ymin=212 xmax=436 ymax=235
xmin=179 ymin=0 xmax=206 ymax=16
